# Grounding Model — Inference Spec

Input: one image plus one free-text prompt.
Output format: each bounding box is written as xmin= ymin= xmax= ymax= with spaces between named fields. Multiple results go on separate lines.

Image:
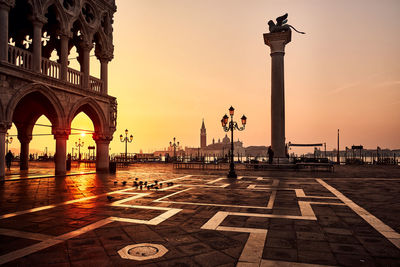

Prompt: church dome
xmin=222 ymin=134 xmax=230 ymax=143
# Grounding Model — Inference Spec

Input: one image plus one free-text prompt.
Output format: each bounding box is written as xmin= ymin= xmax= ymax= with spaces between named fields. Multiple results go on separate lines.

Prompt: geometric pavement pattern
xmin=0 ymin=171 xmax=400 ymax=266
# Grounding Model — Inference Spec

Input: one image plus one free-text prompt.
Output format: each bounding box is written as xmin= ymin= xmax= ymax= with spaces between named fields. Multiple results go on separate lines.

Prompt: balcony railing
xmin=67 ymin=67 xmax=83 ymax=86
xmin=41 ymin=58 xmax=60 ymax=79
xmin=8 ymin=45 xmax=32 ymax=70
xmin=89 ymin=76 xmax=102 ymax=93
xmin=6 ymin=45 xmax=103 ymax=94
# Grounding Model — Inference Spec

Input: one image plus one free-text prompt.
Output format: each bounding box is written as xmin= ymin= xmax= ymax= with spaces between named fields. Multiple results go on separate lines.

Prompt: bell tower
xmin=200 ymin=119 xmax=207 ymax=148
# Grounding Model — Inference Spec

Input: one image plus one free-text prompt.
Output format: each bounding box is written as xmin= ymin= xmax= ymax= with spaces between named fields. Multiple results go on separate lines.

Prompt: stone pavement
xmin=0 ymin=164 xmax=399 ymax=266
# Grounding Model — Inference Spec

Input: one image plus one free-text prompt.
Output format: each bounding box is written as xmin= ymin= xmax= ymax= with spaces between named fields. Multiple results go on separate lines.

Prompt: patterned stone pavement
xmin=0 ymin=165 xmax=399 ymax=266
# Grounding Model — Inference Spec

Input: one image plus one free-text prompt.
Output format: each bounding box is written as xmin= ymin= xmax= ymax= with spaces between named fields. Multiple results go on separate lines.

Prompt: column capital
xmin=263 ymin=31 xmax=291 ymax=54
xmin=93 ymin=133 xmax=112 ymax=144
xmin=17 ymin=134 xmax=32 ymax=143
xmin=29 ymin=15 xmax=47 ymax=26
xmin=0 ymin=0 xmax=15 ymax=11
xmin=0 ymin=121 xmax=11 ymax=133
xmin=52 ymin=128 xmax=70 ymax=140
xmin=79 ymin=41 xmax=94 ymax=52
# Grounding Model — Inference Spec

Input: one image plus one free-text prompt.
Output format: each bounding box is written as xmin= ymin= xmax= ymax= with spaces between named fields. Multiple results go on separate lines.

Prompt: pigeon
xmin=154 ymin=186 xmax=159 ymax=190
xmin=144 ymin=181 xmax=148 ymax=186
xmin=154 ymin=180 xmax=158 ymax=184
xmin=107 ymin=196 xmax=114 ymax=201
xmin=114 ymin=181 xmax=117 ymax=185
xmin=159 ymin=183 xmax=163 ymax=188
xmin=147 ymin=185 xmax=150 ymax=190
xmin=139 ymin=185 xmax=143 ymax=190
xmin=122 ymin=181 xmax=127 ymax=186
xmin=135 ymin=178 xmax=138 ymax=181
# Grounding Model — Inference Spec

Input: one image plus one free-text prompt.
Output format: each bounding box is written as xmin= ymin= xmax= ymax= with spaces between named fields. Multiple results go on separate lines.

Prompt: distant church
xmin=185 ymin=120 xmax=246 ymax=158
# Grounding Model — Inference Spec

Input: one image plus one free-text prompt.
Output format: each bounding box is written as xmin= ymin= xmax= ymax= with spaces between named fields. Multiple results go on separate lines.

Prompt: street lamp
xmin=120 ymin=129 xmax=133 ymax=162
xmin=221 ymin=106 xmax=247 ymax=178
xmin=75 ymin=138 xmax=84 ymax=161
xmin=169 ymin=137 xmax=179 ymax=162
xmin=5 ymin=133 xmax=13 ymax=152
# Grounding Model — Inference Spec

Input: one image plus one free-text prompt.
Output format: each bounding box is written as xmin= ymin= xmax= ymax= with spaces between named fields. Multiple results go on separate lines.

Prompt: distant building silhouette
xmin=200 ymin=119 xmax=207 ymax=148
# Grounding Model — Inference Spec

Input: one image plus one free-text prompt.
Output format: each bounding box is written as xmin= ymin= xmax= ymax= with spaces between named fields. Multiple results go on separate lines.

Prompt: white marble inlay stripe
xmin=295 ymin=188 xmax=337 ymax=199
xmin=154 ymin=188 xmax=193 ymax=202
xmin=0 ymin=228 xmax=52 ymax=241
xmin=0 ymin=218 xmax=113 ymax=265
xmin=207 ymin=177 xmax=225 ymax=184
xmin=317 ymin=178 xmax=400 ymax=249
xmin=266 ymin=190 xmax=277 ymax=209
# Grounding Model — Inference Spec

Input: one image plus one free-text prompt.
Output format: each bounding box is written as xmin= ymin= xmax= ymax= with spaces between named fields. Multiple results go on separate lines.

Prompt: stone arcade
xmin=0 ymin=0 xmax=117 ymax=177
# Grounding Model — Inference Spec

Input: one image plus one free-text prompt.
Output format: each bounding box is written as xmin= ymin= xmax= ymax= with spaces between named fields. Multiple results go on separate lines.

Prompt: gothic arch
xmin=6 ymin=83 xmax=66 ymax=128
xmin=67 ymin=97 xmax=107 ymax=133
xmin=41 ymin=0 xmax=69 ymax=34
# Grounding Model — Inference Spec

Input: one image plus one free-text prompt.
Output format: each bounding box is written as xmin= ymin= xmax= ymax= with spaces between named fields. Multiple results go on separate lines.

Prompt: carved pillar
xmin=0 ymin=122 xmax=11 ymax=178
xmin=18 ymin=135 xmax=32 ymax=170
xmin=93 ymin=134 xmax=112 ymax=172
xmin=79 ymin=42 xmax=92 ymax=89
xmin=53 ymin=129 xmax=69 ymax=175
xmin=264 ymin=31 xmax=291 ymax=159
xmin=100 ymin=58 xmax=109 ymax=94
xmin=32 ymin=19 xmax=45 ymax=73
xmin=60 ymin=34 xmax=69 ymax=81
xmin=0 ymin=2 xmax=11 ymax=62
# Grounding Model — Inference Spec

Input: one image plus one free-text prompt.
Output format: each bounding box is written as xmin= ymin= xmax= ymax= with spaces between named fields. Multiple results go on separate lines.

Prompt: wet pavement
xmin=0 ymin=163 xmax=399 ymax=266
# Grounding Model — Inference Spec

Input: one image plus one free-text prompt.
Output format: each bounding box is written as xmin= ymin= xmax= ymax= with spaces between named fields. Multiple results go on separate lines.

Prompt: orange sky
xmin=7 ymin=0 xmax=400 ymax=156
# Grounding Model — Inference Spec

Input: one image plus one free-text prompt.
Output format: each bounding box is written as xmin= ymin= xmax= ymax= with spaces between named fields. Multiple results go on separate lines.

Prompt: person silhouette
xmin=267 ymin=146 xmax=274 ymax=164
xmin=5 ymin=150 xmax=14 ymax=171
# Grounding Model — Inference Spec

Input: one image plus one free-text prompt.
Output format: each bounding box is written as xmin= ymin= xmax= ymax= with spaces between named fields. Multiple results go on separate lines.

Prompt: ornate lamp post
xmin=5 ymin=133 xmax=13 ymax=152
xmin=120 ymin=129 xmax=133 ymax=162
xmin=169 ymin=137 xmax=179 ymax=162
xmin=221 ymin=106 xmax=247 ymax=178
xmin=75 ymin=138 xmax=84 ymax=161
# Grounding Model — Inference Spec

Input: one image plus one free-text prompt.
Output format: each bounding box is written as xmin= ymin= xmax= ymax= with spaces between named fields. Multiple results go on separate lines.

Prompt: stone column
xmin=60 ymin=34 xmax=69 ymax=81
xmin=0 ymin=3 xmax=11 ymax=62
xmin=100 ymin=58 xmax=109 ymax=94
xmin=18 ymin=135 xmax=32 ymax=170
xmin=79 ymin=42 xmax=92 ymax=89
xmin=32 ymin=20 xmax=44 ymax=73
xmin=0 ymin=123 xmax=11 ymax=178
xmin=94 ymin=135 xmax=111 ymax=172
xmin=53 ymin=130 xmax=69 ymax=175
xmin=264 ymin=31 xmax=291 ymax=159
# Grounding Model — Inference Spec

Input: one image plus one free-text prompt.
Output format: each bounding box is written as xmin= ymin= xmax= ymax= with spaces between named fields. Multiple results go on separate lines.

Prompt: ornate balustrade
xmin=7 ymin=45 xmax=33 ymax=70
xmin=5 ymin=45 xmax=104 ymax=94
xmin=41 ymin=58 xmax=60 ymax=79
xmin=89 ymin=76 xmax=103 ymax=93
xmin=67 ymin=67 xmax=83 ymax=86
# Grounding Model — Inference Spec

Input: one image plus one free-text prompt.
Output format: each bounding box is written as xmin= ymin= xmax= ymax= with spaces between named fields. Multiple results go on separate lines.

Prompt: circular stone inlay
xmin=118 ymin=243 xmax=168 ymax=261
xmin=128 ymin=245 xmax=159 ymax=257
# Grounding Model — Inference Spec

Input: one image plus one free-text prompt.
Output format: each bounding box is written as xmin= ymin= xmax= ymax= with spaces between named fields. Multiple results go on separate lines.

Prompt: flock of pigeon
xmin=107 ymin=178 xmax=175 ymax=201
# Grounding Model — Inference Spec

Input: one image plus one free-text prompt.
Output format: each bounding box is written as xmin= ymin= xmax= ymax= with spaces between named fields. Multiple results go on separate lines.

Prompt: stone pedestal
xmin=264 ymin=31 xmax=291 ymax=159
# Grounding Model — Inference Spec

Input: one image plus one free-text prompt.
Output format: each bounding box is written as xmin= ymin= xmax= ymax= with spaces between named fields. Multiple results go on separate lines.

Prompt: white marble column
xmin=0 ymin=3 xmax=10 ymax=62
xmin=53 ymin=131 xmax=69 ymax=175
xmin=264 ymin=31 xmax=291 ymax=159
xmin=32 ymin=20 xmax=44 ymax=73
xmin=60 ymin=34 xmax=69 ymax=81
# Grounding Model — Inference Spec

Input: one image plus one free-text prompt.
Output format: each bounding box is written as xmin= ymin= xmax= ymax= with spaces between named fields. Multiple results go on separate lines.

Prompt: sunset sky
xmin=7 ymin=0 xmax=400 ymax=156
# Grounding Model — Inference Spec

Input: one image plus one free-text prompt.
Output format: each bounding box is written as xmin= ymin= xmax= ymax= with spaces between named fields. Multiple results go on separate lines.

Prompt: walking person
xmin=5 ymin=150 xmax=14 ymax=171
xmin=267 ymin=146 xmax=274 ymax=164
